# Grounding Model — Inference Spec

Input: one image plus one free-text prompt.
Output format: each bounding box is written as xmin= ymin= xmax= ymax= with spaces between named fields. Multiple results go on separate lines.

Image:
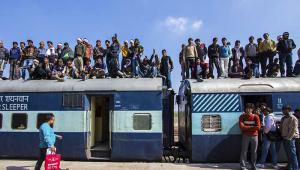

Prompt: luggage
xmin=45 ymin=151 xmax=61 ymax=170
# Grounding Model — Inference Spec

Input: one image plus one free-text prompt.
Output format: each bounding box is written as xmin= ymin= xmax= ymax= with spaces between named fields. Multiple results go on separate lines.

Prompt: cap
xmin=0 ymin=40 xmax=3 ymax=44
xmin=130 ymin=40 xmax=134 ymax=43
xmin=77 ymin=38 xmax=82 ymax=42
xmin=124 ymin=40 xmax=129 ymax=44
xmin=58 ymin=43 xmax=63 ymax=46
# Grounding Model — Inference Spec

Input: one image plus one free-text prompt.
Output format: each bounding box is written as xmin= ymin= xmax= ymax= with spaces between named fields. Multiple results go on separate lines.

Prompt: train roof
xmin=186 ymin=78 xmax=300 ymax=93
xmin=0 ymin=78 xmax=163 ymax=93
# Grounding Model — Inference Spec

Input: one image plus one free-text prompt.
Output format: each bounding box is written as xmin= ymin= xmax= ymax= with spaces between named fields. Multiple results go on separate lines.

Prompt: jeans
xmin=131 ymin=56 xmax=138 ymax=77
xmin=283 ymin=139 xmax=298 ymax=170
xmin=220 ymin=58 xmax=229 ymax=77
xmin=240 ymin=135 xmax=258 ymax=170
xmin=186 ymin=58 xmax=195 ymax=79
xmin=279 ymin=53 xmax=293 ymax=76
xmin=162 ymin=71 xmax=171 ymax=88
xmin=209 ymin=58 xmax=221 ymax=78
xmin=22 ymin=59 xmax=33 ymax=79
xmin=295 ymin=138 xmax=300 ymax=166
xmin=258 ymin=135 xmax=278 ymax=166
xmin=253 ymin=63 xmax=260 ymax=78
xmin=34 ymin=148 xmax=47 ymax=170
xmin=259 ymin=55 xmax=268 ymax=77
xmin=9 ymin=59 xmax=19 ymax=80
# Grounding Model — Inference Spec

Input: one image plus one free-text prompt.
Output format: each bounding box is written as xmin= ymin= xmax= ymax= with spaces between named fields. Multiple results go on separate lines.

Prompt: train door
xmin=241 ymin=94 xmax=273 ymax=110
xmin=89 ymin=96 xmax=111 ymax=159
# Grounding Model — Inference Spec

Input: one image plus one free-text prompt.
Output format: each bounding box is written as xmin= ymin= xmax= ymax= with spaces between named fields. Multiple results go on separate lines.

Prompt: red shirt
xmin=239 ymin=113 xmax=261 ymax=136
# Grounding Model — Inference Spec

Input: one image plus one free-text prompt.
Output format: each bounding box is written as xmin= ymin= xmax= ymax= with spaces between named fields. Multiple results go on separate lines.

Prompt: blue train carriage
xmin=0 ymin=78 xmax=167 ymax=161
xmin=177 ymin=78 xmax=300 ymax=163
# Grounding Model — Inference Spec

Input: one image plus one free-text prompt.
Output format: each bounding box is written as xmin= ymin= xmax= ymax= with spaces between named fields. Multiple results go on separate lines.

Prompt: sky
xmin=0 ymin=0 xmax=300 ymax=91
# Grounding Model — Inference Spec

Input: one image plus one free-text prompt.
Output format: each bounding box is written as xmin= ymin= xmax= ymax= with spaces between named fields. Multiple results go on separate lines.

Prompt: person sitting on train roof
xmin=293 ymin=52 xmax=300 ymax=77
xmin=277 ymin=32 xmax=297 ymax=77
xmin=29 ymin=59 xmax=45 ymax=80
xmin=92 ymin=58 xmax=106 ymax=79
xmin=45 ymin=41 xmax=57 ymax=64
xmin=239 ymin=103 xmax=261 ymax=170
xmin=9 ymin=42 xmax=21 ymax=80
xmin=228 ymin=59 xmax=243 ymax=78
xmin=192 ymin=58 xmax=208 ymax=82
xmin=52 ymin=58 xmax=66 ymax=81
xmin=208 ymin=37 xmax=221 ymax=79
xmin=137 ymin=49 xmax=157 ymax=78
xmin=65 ymin=59 xmax=76 ymax=79
xmin=259 ymin=33 xmax=277 ymax=78
xmin=243 ymin=58 xmax=254 ymax=79
xmin=41 ymin=57 xmax=54 ymax=80
xmin=82 ymin=59 xmax=93 ymax=80
xmin=61 ymin=42 xmax=74 ymax=64
xmin=266 ymin=58 xmax=280 ymax=78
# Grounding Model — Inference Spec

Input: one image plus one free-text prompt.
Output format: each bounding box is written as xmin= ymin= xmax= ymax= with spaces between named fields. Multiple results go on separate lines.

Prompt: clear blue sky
xmin=1 ymin=0 xmax=299 ymax=90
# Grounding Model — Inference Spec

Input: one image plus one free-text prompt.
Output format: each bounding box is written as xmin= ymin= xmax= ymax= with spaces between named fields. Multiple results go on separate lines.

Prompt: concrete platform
xmin=0 ymin=160 xmax=284 ymax=170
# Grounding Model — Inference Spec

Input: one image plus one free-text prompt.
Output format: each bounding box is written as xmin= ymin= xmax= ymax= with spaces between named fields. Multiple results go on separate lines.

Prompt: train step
xmin=90 ymin=149 xmax=111 ymax=158
xmin=88 ymin=156 xmax=111 ymax=161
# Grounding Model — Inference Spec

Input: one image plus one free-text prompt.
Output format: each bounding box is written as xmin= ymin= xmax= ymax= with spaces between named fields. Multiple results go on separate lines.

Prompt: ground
xmin=0 ymin=160 xmax=284 ymax=170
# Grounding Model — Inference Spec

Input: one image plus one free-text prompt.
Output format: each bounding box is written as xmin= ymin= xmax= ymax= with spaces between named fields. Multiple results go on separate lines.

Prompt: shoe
xmin=256 ymin=164 xmax=264 ymax=169
xmin=281 ymin=74 xmax=286 ymax=77
xmin=270 ymin=165 xmax=278 ymax=169
xmin=287 ymin=74 xmax=296 ymax=77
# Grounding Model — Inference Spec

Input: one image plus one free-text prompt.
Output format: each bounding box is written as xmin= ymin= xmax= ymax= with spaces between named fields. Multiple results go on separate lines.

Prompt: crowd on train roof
xmin=0 ymin=32 xmax=299 ymax=88
xmin=179 ymin=32 xmax=300 ymax=81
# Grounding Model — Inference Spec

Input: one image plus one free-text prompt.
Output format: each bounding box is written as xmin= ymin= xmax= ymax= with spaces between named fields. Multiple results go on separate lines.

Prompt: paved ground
xmin=0 ymin=160 xmax=285 ymax=170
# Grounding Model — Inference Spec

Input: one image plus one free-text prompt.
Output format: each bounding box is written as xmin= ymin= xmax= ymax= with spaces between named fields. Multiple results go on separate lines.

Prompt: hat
xmin=58 ymin=43 xmax=63 ymax=46
xmin=83 ymin=38 xmax=88 ymax=43
xmin=77 ymin=38 xmax=82 ymax=42
xmin=0 ymin=40 xmax=3 ymax=44
xmin=130 ymin=40 xmax=134 ymax=43
xmin=124 ymin=40 xmax=129 ymax=44
xmin=33 ymin=59 xmax=39 ymax=63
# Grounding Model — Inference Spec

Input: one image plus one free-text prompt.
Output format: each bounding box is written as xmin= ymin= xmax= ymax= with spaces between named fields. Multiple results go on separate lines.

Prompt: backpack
xmin=266 ymin=115 xmax=282 ymax=142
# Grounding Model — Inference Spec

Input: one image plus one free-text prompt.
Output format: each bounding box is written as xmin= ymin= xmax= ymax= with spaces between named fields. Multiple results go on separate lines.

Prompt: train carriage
xmin=177 ymin=78 xmax=300 ymax=162
xmin=0 ymin=78 xmax=174 ymax=161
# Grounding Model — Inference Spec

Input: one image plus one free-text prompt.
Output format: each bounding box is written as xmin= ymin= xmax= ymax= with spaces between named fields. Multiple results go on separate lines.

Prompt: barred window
xmin=63 ymin=93 xmax=83 ymax=107
xmin=12 ymin=113 xmax=28 ymax=130
xmin=201 ymin=115 xmax=222 ymax=132
xmin=133 ymin=113 xmax=152 ymax=130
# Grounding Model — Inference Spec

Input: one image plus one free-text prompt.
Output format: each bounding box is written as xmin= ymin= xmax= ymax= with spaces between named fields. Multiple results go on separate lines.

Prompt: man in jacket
xmin=245 ymin=36 xmax=259 ymax=78
xmin=277 ymin=32 xmax=297 ymax=77
xmin=281 ymin=105 xmax=299 ymax=170
xmin=37 ymin=41 xmax=47 ymax=63
xmin=22 ymin=40 xmax=37 ymax=80
xmin=208 ymin=37 xmax=221 ymax=79
xmin=9 ymin=42 xmax=21 ymax=80
xmin=195 ymin=38 xmax=207 ymax=62
xmin=61 ymin=42 xmax=74 ymax=64
xmin=93 ymin=40 xmax=105 ymax=63
xmin=74 ymin=38 xmax=85 ymax=75
xmin=0 ymin=40 xmax=9 ymax=80
xmin=160 ymin=49 xmax=173 ymax=88
xmin=183 ymin=38 xmax=198 ymax=79
xmin=239 ymin=103 xmax=261 ymax=170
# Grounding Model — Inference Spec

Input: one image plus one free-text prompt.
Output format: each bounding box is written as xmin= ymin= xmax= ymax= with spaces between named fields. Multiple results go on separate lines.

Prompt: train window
xmin=37 ymin=113 xmax=53 ymax=129
xmin=63 ymin=93 xmax=83 ymax=107
xmin=201 ymin=115 xmax=222 ymax=132
xmin=133 ymin=113 xmax=152 ymax=130
xmin=0 ymin=113 xmax=2 ymax=129
xmin=12 ymin=113 xmax=28 ymax=130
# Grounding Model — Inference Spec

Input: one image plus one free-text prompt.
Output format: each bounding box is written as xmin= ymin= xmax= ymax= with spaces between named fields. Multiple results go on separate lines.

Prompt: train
xmin=0 ymin=77 xmax=299 ymax=162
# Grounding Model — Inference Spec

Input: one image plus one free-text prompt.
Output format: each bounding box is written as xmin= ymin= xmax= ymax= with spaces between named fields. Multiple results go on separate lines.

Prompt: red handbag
xmin=45 ymin=153 xmax=61 ymax=170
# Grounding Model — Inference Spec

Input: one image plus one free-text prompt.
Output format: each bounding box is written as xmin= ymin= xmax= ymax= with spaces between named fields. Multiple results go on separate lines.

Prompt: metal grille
xmin=201 ymin=115 xmax=222 ymax=132
xmin=0 ymin=114 xmax=2 ymax=129
xmin=63 ymin=93 xmax=83 ymax=107
xmin=133 ymin=113 xmax=152 ymax=130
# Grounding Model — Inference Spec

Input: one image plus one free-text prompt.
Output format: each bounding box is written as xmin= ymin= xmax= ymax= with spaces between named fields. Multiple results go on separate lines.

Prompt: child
xmin=65 ymin=59 xmax=75 ymax=79
xmin=244 ymin=59 xmax=253 ymax=79
xmin=267 ymin=58 xmax=280 ymax=77
xmin=93 ymin=58 xmax=106 ymax=78
xmin=83 ymin=59 xmax=92 ymax=80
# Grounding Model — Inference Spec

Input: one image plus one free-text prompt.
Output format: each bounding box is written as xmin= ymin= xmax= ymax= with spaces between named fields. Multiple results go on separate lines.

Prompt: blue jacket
xmin=219 ymin=45 xmax=231 ymax=58
xmin=39 ymin=122 xmax=56 ymax=148
xmin=10 ymin=47 xmax=21 ymax=60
